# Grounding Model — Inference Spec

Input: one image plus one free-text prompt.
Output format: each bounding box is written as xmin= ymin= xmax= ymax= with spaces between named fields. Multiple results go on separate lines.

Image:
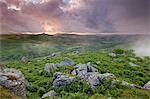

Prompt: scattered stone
xmin=109 ymin=53 xmax=117 ymax=57
xmin=44 ymin=58 xmax=75 ymax=73
xmin=128 ymin=58 xmax=137 ymax=61
xmin=73 ymin=51 xmax=80 ymax=55
xmin=143 ymin=81 xmax=150 ymax=90
xmin=99 ymin=73 xmax=115 ymax=80
xmin=0 ymin=68 xmax=28 ymax=98
xmin=44 ymin=63 xmax=57 ymax=74
xmin=110 ymin=80 xmax=140 ymax=88
xmin=41 ymin=90 xmax=57 ymax=99
xmin=53 ymin=72 xmax=75 ymax=87
xmin=121 ymin=81 xmax=137 ymax=88
xmin=21 ymin=56 xmax=28 ymax=63
xmin=47 ymin=53 xmax=61 ymax=58
xmin=58 ymin=58 xmax=75 ymax=67
xmin=96 ymin=61 xmax=101 ymax=65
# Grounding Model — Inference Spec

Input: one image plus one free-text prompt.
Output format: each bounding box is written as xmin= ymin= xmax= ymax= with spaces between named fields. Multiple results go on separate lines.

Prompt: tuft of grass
xmin=0 ymin=87 xmax=21 ymax=99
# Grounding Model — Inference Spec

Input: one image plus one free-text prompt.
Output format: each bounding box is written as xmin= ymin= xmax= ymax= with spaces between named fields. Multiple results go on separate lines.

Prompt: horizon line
xmin=0 ymin=32 xmax=149 ymax=36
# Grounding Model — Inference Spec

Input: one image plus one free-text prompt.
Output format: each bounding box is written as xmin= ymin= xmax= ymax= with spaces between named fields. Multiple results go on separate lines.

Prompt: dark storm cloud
xmin=63 ymin=0 xmax=149 ymax=33
xmin=64 ymin=0 xmax=116 ymax=33
xmin=0 ymin=0 xmax=149 ymax=34
xmin=116 ymin=0 xmax=148 ymax=17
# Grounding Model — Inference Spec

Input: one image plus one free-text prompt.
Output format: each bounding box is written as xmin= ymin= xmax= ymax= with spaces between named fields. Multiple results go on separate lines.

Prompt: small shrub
xmin=113 ymin=49 xmax=125 ymax=55
xmin=27 ymin=84 xmax=38 ymax=92
xmin=37 ymin=87 xmax=46 ymax=96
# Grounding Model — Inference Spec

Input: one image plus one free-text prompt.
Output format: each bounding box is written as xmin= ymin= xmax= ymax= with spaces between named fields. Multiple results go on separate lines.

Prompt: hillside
xmin=2 ymin=49 xmax=150 ymax=99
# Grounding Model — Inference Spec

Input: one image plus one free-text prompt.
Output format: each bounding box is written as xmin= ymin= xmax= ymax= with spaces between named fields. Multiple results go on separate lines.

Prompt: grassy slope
xmin=0 ymin=34 xmax=140 ymax=63
xmin=6 ymin=49 xmax=150 ymax=99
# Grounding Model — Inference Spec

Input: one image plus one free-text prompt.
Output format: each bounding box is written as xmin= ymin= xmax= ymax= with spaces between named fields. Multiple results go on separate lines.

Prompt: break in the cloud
xmin=0 ymin=0 xmax=149 ymax=34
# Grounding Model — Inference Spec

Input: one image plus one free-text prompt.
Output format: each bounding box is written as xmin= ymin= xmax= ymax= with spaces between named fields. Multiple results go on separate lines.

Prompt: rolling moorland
xmin=0 ymin=34 xmax=150 ymax=99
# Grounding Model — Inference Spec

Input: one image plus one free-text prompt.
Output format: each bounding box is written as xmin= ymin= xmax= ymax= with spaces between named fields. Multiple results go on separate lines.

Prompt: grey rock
xmin=121 ymin=81 xmax=137 ymax=88
xmin=41 ymin=90 xmax=57 ymax=99
xmin=73 ymin=51 xmax=80 ymax=54
xmin=44 ymin=63 xmax=57 ymax=74
xmin=0 ymin=68 xmax=28 ymax=98
xmin=54 ymin=72 xmax=64 ymax=78
xmin=109 ymin=53 xmax=117 ymax=57
xmin=71 ymin=63 xmax=98 ymax=77
xmin=82 ymin=72 xmax=101 ymax=87
xmin=53 ymin=72 xmax=75 ymax=87
xmin=96 ymin=61 xmax=101 ymax=65
xmin=82 ymin=72 xmax=115 ymax=87
xmin=47 ymin=53 xmax=61 ymax=58
xmin=71 ymin=63 xmax=114 ymax=87
xmin=128 ymin=58 xmax=137 ymax=61
xmin=99 ymin=73 xmax=115 ymax=80
xmin=110 ymin=80 xmax=139 ymax=88
xmin=58 ymin=58 xmax=75 ymax=67
xmin=21 ymin=56 xmax=28 ymax=63
xmin=143 ymin=81 xmax=150 ymax=90
xmin=44 ymin=58 xmax=75 ymax=74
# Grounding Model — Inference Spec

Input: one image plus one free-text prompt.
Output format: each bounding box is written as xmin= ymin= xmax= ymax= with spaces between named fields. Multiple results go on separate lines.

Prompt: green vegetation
xmin=0 ymin=34 xmax=140 ymax=62
xmin=6 ymin=49 xmax=150 ymax=99
xmin=0 ymin=87 xmax=21 ymax=99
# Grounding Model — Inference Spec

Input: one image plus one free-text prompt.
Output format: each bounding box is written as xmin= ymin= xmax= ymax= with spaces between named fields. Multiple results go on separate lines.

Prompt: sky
xmin=0 ymin=0 xmax=149 ymax=34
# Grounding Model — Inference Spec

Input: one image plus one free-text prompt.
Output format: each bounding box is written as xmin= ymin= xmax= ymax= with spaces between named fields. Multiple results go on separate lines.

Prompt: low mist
xmin=132 ymin=35 xmax=150 ymax=56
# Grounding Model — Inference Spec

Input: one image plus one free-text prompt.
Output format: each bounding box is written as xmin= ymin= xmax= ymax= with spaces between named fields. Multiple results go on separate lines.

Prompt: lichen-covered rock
xmin=82 ymin=72 xmax=115 ymax=87
xmin=44 ymin=58 xmax=75 ymax=74
xmin=41 ymin=90 xmax=57 ymax=99
xmin=44 ymin=63 xmax=57 ymax=74
xmin=99 ymin=73 xmax=115 ymax=80
xmin=81 ymin=72 xmax=101 ymax=87
xmin=71 ymin=63 xmax=115 ymax=87
xmin=110 ymin=80 xmax=141 ymax=89
xmin=143 ymin=81 xmax=150 ymax=90
xmin=53 ymin=72 xmax=75 ymax=87
xmin=0 ymin=68 xmax=28 ymax=98
xmin=58 ymin=58 xmax=75 ymax=67
xmin=71 ymin=63 xmax=98 ymax=76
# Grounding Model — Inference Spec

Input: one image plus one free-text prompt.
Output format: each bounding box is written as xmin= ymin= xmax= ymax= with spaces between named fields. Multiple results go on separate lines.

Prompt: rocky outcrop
xmin=44 ymin=58 xmax=75 ymax=73
xmin=0 ymin=68 xmax=28 ymax=98
xmin=71 ymin=63 xmax=98 ymax=76
xmin=41 ymin=90 xmax=57 ymax=99
xmin=82 ymin=72 xmax=115 ymax=87
xmin=53 ymin=72 xmax=75 ymax=87
xmin=143 ymin=81 xmax=150 ymax=90
xmin=71 ymin=63 xmax=115 ymax=87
